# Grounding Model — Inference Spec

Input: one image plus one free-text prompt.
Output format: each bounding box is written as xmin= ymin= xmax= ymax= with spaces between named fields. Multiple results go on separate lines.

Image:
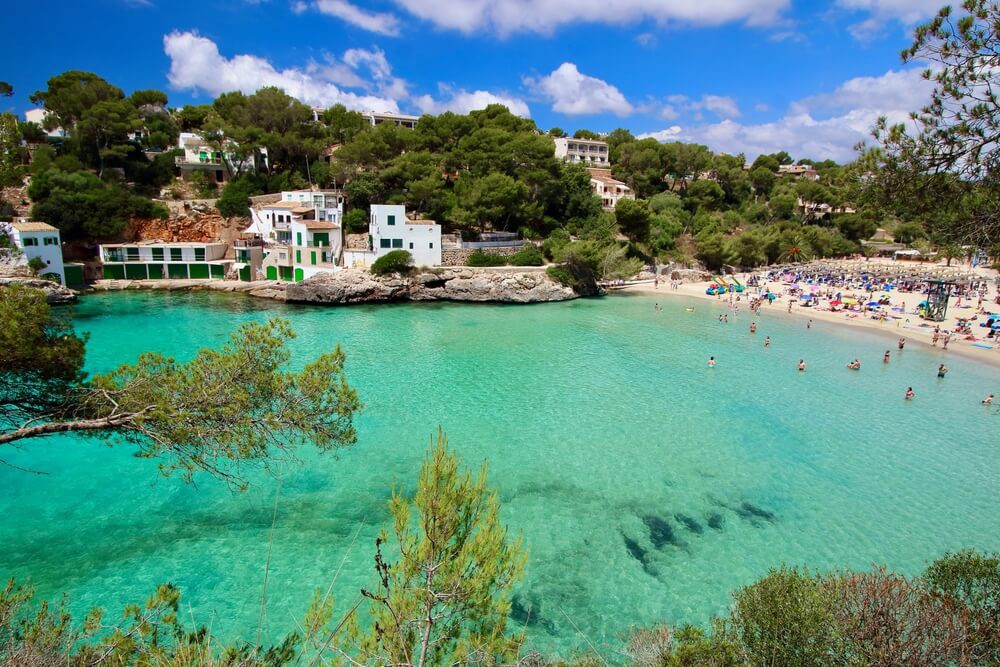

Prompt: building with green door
xmin=98 ymin=242 xmax=231 ymax=280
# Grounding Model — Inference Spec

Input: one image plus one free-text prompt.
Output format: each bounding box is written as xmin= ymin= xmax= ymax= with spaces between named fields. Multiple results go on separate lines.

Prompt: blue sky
xmin=1 ymin=0 xmax=946 ymax=161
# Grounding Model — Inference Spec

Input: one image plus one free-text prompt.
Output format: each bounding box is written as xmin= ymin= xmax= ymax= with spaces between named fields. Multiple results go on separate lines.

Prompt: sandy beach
xmin=622 ymin=259 xmax=1000 ymax=369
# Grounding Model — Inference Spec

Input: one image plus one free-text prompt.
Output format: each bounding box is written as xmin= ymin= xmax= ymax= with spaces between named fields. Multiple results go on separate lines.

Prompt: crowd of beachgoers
xmin=630 ymin=260 xmax=1000 ymax=384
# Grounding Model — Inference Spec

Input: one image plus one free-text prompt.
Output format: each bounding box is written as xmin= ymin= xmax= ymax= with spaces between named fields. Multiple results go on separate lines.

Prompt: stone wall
xmin=441 ymin=244 xmax=527 ymax=266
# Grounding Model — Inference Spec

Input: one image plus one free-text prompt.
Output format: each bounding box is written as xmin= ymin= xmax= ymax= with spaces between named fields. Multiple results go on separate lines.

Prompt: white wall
xmin=99 ymin=243 xmax=227 ymax=262
xmin=12 ymin=229 xmax=65 ymax=284
xmin=370 ymin=205 xmax=442 ymax=267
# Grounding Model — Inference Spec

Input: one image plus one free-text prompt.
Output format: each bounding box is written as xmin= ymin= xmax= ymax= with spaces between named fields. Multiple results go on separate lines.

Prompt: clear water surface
xmin=1 ymin=291 xmax=997 ymax=658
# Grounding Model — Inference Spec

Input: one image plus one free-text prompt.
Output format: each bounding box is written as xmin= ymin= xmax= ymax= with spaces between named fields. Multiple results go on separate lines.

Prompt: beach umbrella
xmin=867 ymin=301 xmax=880 ymax=307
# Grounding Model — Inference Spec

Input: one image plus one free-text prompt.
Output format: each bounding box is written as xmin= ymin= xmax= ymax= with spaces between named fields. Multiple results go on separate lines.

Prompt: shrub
xmin=343 ymin=209 xmax=368 ymax=234
xmin=507 ymin=247 xmax=545 ymax=266
xmin=371 ymin=250 xmax=413 ymax=275
xmin=466 ymin=251 xmax=508 ymax=267
xmin=27 ymin=257 xmax=47 ymax=275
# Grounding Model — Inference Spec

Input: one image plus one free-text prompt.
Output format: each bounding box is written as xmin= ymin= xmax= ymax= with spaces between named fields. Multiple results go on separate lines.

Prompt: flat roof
xmin=261 ymin=201 xmax=308 ymax=210
xmin=100 ymin=241 xmax=227 ymax=248
xmin=303 ymin=221 xmax=338 ymax=230
xmin=11 ymin=221 xmax=58 ymax=232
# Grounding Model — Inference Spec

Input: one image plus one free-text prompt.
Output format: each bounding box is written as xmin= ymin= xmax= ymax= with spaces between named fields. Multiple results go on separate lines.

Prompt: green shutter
xmin=295 ymin=250 xmax=301 ymax=263
xmin=391 ymin=238 xmax=403 ymax=248
xmin=310 ymin=251 xmax=316 ymax=265
xmin=170 ymin=248 xmax=183 ymax=261
xmin=194 ymin=247 xmax=206 ymax=261
xmin=294 ymin=268 xmax=304 ymax=282
xmin=239 ymin=265 xmax=251 ymax=281
xmin=151 ymin=247 xmax=164 ymax=261
xmin=388 ymin=215 xmax=395 ymax=225
xmin=296 ymin=232 xmax=302 ymax=246
xmin=266 ymin=266 xmax=278 ymax=280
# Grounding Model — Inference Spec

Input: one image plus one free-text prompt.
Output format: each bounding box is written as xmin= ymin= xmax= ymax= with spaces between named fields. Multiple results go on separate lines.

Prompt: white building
xmin=587 ymin=168 xmax=634 ymax=211
xmin=23 ymin=109 xmax=67 ymax=138
xmin=364 ymin=111 xmax=420 ymax=129
xmin=554 ymin=137 xmax=610 ymax=167
xmin=244 ymin=190 xmax=345 ymax=282
xmin=98 ymin=241 xmax=230 ymax=280
xmin=175 ymin=132 xmax=256 ymax=183
xmin=3 ymin=221 xmax=66 ymax=284
xmin=343 ymin=205 xmax=442 ymax=269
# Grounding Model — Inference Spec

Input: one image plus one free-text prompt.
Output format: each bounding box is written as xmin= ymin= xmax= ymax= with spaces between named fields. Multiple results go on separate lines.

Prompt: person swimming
xmin=983 ymin=394 xmax=994 ymax=405
xmin=708 ymin=356 xmax=716 ymax=367
xmin=937 ymin=363 xmax=948 ymax=378
xmin=798 ymin=359 xmax=806 ymax=371
xmin=905 ymin=387 xmax=914 ymax=400
xmin=764 ymin=336 xmax=771 ymax=347
xmin=847 ymin=359 xmax=861 ymax=370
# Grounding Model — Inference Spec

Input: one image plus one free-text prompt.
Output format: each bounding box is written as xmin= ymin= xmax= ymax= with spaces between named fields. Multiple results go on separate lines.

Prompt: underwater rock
xmin=707 ymin=513 xmax=725 ymax=530
xmin=642 ymin=515 xmax=683 ymax=549
xmin=674 ymin=513 xmax=704 ymax=534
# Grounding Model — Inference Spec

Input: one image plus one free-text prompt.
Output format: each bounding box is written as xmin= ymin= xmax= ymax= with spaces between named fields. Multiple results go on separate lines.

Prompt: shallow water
xmin=1 ymin=291 xmax=997 ymax=658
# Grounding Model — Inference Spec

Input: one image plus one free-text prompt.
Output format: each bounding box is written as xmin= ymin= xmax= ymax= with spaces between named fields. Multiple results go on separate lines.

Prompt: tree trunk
xmin=0 ymin=413 xmax=139 ymax=446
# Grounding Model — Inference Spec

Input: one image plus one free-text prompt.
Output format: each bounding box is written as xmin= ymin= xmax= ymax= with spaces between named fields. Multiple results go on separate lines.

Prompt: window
xmin=379 ymin=238 xmax=391 ymax=249
xmin=43 ymin=237 xmax=58 ymax=246
xmin=151 ymin=247 xmax=164 ymax=261
xmin=194 ymin=247 xmax=205 ymax=261
xmin=409 ymin=242 xmax=414 ymax=249
xmin=170 ymin=248 xmax=182 ymax=261
xmin=429 ymin=242 xmax=434 ymax=249
xmin=296 ymin=232 xmax=302 ymax=246
xmin=126 ymin=247 xmax=139 ymax=262
xmin=22 ymin=237 xmax=38 ymax=246
xmin=391 ymin=238 xmax=403 ymax=248
xmin=295 ymin=250 xmax=301 ymax=263
xmin=387 ymin=215 xmax=396 ymax=226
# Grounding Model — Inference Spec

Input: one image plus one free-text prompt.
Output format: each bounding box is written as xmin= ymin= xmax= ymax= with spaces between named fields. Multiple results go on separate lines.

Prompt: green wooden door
xmin=266 ymin=265 xmax=278 ymax=280
xmin=294 ymin=268 xmax=304 ymax=282
xmin=125 ymin=264 xmax=147 ymax=280
xmin=188 ymin=263 xmax=209 ymax=279
xmin=239 ymin=265 xmax=251 ymax=281
xmin=168 ymin=264 xmax=189 ymax=279
xmin=147 ymin=264 xmax=164 ymax=279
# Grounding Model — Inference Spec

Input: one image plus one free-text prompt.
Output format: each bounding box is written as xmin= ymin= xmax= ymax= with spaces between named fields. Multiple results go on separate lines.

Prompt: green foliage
xmin=26 ymin=257 xmax=48 ymax=275
xmin=0 ymin=295 xmax=360 ymax=486
xmin=508 ymin=246 xmax=545 ymax=266
xmin=343 ymin=208 xmax=369 ymax=233
xmin=893 ymin=220 xmax=927 ymax=244
xmin=466 ymin=250 xmax=509 ymax=267
xmin=214 ymin=176 xmax=256 ymax=218
xmin=31 ymin=70 xmax=124 ymax=130
xmin=685 ymin=179 xmax=726 ymax=212
xmin=0 ymin=81 xmax=11 ymax=97
xmin=370 ymin=249 xmax=414 ymax=275
xmin=453 ymin=172 xmax=534 ymax=233
xmin=337 ymin=429 xmax=526 ymax=666
xmin=0 ymin=112 xmax=24 ymax=187
xmin=730 ymin=567 xmax=845 ymax=666
xmin=924 ymin=548 xmax=1000 ymax=660
xmin=191 ymin=171 xmax=219 ymax=198
xmin=615 ymin=197 xmax=652 ymax=243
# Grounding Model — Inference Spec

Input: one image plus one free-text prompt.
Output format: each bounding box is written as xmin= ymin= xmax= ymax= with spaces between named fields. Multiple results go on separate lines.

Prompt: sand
xmin=621 ymin=259 xmax=1000 ymax=369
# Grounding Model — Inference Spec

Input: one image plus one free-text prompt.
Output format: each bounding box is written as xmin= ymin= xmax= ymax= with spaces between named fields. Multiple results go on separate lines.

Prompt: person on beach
xmin=883 ymin=350 xmax=891 ymax=364
xmin=937 ymin=364 xmax=948 ymax=378
xmin=798 ymin=359 xmax=806 ymax=371
xmin=764 ymin=336 xmax=771 ymax=348
xmin=750 ymin=322 xmax=757 ymax=333
xmin=905 ymin=387 xmax=914 ymax=400
xmin=708 ymin=356 xmax=716 ymax=367
xmin=983 ymin=394 xmax=994 ymax=405
xmin=847 ymin=359 xmax=861 ymax=370
xmin=787 ymin=301 xmax=793 ymax=313
xmin=898 ymin=337 xmax=906 ymax=350
xmin=932 ymin=330 xmax=940 ymax=346
xmin=942 ymin=332 xmax=950 ymax=350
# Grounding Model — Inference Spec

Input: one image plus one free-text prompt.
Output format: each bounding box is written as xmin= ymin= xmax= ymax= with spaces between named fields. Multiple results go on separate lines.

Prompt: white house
xmin=364 ymin=111 xmax=420 ymax=129
xmin=554 ymin=137 xmax=610 ymax=167
xmin=587 ymin=168 xmax=634 ymax=211
xmin=4 ymin=221 xmax=66 ymax=284
xmin=175 ymin=132 xmax=256 ymax=183
xmin=343 ymin=205 xmax=442 ymax=269
xmin=244 ymin=190 xmax=345 ymax=282
xmin=23 ymin=109 xmax=67 ymax=138
xmin=98 ymin=241 xmax=230 ymax=280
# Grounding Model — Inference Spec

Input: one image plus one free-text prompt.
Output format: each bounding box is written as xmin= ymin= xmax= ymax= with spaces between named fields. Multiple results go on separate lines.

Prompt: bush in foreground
xmin=508 ymin=247 xmax=545 ymax=266
xmin=466 ymin=250 xmax=509 ymax=267
xmin=371 ymin=249 xmax=413 ymax=275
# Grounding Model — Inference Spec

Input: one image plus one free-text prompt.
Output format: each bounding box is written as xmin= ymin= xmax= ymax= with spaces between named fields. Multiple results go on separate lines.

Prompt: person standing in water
xmin=905 ymin=387 xmax=914 ymax=400
xmin=764 ymin=336 xmax=771 ymax=348
xmin=883 ymin=350 xmax=891 ymax=363
xmin=798 ymin=359 xmax=806 ymax=371
xmin=750 ymin=322 xmax=757 ymax=333
xmin=708 ymin=356 xmax=716 ymax=367
xmin=898 ymin=337 xmax=906 ymax=350
xmin=937 ymin=364 xmax=948 ymax=378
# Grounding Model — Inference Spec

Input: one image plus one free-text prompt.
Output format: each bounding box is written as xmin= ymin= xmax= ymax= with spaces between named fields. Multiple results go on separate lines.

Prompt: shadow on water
xmin=622 ymin=533 xmax=659 ymax=576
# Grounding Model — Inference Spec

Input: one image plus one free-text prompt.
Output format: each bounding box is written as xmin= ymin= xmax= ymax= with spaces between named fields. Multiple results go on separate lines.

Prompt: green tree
xmin=76 ymin=98 xmax=139 ymax=176
xmin=215 ymin=176 xmax=257 ymax=219
xmin=573 ymin=129 xmax=600 ymax=139
xmin=923 ymin=549 xmax=1000 ymax=662
xmin=870 ymin=0 xmax=1000 ymax=244
xmin=370 ymin=249 xmax=414 ymax=275
xmin=337 ymin=430 xmax=526 ymax=666
xmin=685 ymin=179 xmax=726 ymax=212
xmin=128 ymin=89 xmax=168 ymax=108
xmin=0 ymin=112 xmax=23 ymax=187
xmin=894 ymin=221 xmax=927 ymax=244
xmin=0 ymin=81 xmax=12 ymax=97
xmin=615 ymin=197 xmax=652 ymax=243
xmin=749 ymin=166 xmax=776 ymax=198
xmin=730 ymin=567 xmax=845 ymax=666
xmin=343 ymin=208 xmax=369 ymax=234
xmin=547 ymin=126 xmax=567 ymax=137
xmin=835 ymin=213 xmax=878 ymax=242
xmin=453 ymin=172 xmax=532 ymax=233
xmin=0 ymin=289 xmax=360 ymax=486
xmin=30 ymin=70 xmax=124 ymax=130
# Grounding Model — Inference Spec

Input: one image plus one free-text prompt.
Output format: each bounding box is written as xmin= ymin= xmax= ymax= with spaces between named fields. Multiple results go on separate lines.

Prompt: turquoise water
xmin=1 ymin=291 xmax=998 ymax=658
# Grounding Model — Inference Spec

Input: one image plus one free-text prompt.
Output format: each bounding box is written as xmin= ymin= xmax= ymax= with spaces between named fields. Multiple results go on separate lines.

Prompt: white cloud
xmin=163 ymin=31 xmax=400 ymax=111
xmin=414 ymin=85 xmax=531 ymax=117
xmin=701 ymin=94 xmax=740 ymax=119
xmin=391 ymin=0 xmax=788 ymax=35
xmin=836 ymin=0 xmax=942 ymax=41
xmin=639 ymin=68 xmax=932 ymax=162
xmin=312 ymin=0 xmax=401 ymax=35
xmin=635 ymin=32 xmax=657 ymax=47
xmin=640 ymin=125 xmax=682 ymax=141
xmin=525 ymin=63 xmax=632 ymax=116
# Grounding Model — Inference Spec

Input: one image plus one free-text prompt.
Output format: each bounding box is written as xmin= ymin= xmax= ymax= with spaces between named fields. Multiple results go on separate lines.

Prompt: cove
xmin=1 ymin=290 xmax=997 ymax=658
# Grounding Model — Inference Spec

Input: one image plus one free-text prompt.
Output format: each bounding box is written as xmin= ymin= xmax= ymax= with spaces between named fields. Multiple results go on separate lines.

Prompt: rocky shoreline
xmin=0 ymin=267 xmax=78 ymax=304
xmin=86 ymin=267 xmax=591 ymax=305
